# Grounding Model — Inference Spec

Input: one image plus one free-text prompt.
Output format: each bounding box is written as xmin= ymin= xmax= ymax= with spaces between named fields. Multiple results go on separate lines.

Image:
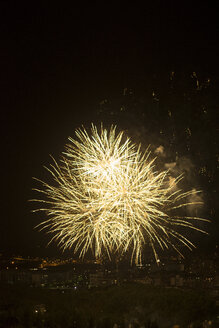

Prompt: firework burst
xmin=32 ymin=124 xmax=208 ymax=264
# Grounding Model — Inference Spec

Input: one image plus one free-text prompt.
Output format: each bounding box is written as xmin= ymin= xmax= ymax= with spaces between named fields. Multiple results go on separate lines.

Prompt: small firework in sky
xmin=32 ymin=124 xmax=208 ymax=264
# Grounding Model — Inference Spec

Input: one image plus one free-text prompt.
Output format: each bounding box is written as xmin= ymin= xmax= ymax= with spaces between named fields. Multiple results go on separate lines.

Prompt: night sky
xmin=1 ymin=2 xmax=218 ymax=258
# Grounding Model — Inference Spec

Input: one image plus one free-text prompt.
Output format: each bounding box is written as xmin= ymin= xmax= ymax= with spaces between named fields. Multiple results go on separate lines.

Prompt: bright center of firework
xmin=34 ymin=124 xmax=207 ymax=264
xmin=97 ymin=157 xmax=119 ymax=178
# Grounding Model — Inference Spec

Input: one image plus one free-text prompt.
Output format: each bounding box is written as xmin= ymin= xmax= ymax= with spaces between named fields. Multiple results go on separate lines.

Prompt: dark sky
xmin=0 ymin=2 xmax=218 ymax=257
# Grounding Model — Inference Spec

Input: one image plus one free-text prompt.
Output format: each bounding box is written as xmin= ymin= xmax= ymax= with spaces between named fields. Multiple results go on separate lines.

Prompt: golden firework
xmin=32 ymin=124 xmax=208 ymax=264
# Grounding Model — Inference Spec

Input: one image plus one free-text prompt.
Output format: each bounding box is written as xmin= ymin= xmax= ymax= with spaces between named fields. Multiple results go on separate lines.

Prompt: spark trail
xmin=32 ymin=124 xmax=208 ymax=264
